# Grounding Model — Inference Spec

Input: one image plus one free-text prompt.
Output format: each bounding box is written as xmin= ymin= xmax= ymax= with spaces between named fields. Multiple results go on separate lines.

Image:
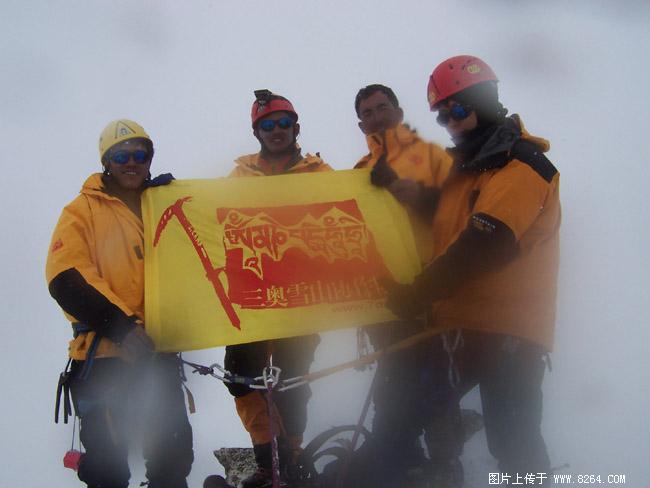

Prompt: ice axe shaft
xmin=154 ymin=197 xmax=240 ymax=329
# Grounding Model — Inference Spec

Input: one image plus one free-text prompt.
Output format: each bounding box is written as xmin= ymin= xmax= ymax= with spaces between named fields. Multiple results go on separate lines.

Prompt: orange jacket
xmin=355 ymin=124 xmax=451 ymax=186
xmin=230 ymin=150 xmax=331 ymax=177
xmin=355 ymin=124 xmax=452 ymax=262
xmin=430 ymin=117 xmax=560 ymax=349
xmin=46 ymin=173 xmax=146 ymax=360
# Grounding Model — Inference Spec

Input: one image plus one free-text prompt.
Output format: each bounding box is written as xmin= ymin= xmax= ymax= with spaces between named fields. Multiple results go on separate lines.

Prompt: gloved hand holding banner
xmin=143 ymin=169 xmax=420 ymax=352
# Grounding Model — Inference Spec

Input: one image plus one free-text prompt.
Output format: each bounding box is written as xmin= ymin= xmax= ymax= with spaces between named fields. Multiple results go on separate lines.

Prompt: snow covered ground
xmin=1 ymin=1 xmax=649 ymax=486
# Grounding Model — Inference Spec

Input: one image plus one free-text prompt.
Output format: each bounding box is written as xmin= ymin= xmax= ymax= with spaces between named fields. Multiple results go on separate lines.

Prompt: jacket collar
xmin=364 ymin=123 xmax=420 ymax=161
xmin=449 ymin=115 xmax=549 ymax=173
xmin=80 ymin=173 xmax=146 ymax=219
xmin=80 ymin=173 xmax=117 ymax=200
xmin=234 ymin=149 xmax=325 ymax=176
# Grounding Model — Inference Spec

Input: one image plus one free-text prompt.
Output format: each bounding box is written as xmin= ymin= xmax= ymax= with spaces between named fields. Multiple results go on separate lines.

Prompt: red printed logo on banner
xmin=217 ymin=200 xmax=387 ymax=309
xmin=154 ymin=197 xmax=241 ymax=329
xmin=154 ymin=197 xmax=389 ymax=330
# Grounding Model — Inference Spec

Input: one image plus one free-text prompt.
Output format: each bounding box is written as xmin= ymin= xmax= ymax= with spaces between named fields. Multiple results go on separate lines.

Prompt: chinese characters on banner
xmin=143 ymin=170 xmax=420 ymax=352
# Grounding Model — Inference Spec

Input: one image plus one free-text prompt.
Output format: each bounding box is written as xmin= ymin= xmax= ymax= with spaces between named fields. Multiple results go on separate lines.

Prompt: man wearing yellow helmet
xmin=46 ymin=119 xmax=194 ymax=488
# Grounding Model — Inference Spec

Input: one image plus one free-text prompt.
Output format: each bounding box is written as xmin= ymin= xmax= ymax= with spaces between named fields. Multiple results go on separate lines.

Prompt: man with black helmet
xmin=384 ymin=56 xmax=560 ymax=484
xmin=223 ymin=90 xmax=331 ymax=488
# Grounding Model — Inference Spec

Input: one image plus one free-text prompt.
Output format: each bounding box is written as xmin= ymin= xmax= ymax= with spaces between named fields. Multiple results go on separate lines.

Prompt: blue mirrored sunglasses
xmin=258 ymin=116 xmax=295 ymax=132
xmin=109 ymin=150 xmax=151 ymax=165
xmin=436 ymin=103 xmax=472 ymax=126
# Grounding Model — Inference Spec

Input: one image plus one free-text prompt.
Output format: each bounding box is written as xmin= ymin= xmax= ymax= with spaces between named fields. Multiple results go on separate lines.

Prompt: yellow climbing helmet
xmin=98 ymin=119 xmax=153 ymax=161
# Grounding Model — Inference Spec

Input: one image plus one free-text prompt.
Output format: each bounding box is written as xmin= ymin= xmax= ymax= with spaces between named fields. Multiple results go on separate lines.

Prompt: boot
xmin=281 ymin=436 xmax=304 ymax=484
xmin=241 ymin=443 xmax=287 ymax=488
xmin=241 ymin=467 xmax=274 ymax=488
xmin=426 ymin=458 xmax=464 ymax=488
xmin=146 ymin=479 xmax=187 ymax=488
xmin=145 ymin=480 xmax=189 ymax=488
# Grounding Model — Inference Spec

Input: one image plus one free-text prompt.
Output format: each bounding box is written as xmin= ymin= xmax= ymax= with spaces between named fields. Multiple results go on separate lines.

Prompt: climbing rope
xmin=180 ymin=326 xmax=444 ymax=392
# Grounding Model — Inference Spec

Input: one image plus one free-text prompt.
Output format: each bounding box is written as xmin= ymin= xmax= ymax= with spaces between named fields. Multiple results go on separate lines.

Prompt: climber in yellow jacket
xmin=352 ymin=84 xmax=453 ymax=485
xmin=354 ymin=84 xmax=450 ymax=211
xmin=46 ymin=120 xmax=193 ymax=488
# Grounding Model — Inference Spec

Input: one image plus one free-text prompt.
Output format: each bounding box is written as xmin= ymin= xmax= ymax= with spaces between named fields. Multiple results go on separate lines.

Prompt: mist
xmin=1 ymin=1 xmax=649 ymax=486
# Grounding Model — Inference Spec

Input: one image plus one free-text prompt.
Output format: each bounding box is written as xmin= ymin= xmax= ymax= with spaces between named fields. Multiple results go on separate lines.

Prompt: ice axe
xmin=154 ymin=196 xmax=240 ymax=329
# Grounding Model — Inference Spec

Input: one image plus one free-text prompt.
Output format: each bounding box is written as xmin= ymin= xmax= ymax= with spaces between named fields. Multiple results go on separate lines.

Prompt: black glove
xmin=380 ymin=277 xmax=429 ymax=320
xmin=145 ymin=172 xmax=175 ymax=188
xmin=370 ymin=154 xmax=398 ymax=187
xmin=104 ymin=315 xmax=154 ymax=360
xmin=414 ymin=185 xmax=441 ymax=219
xmin=119 ymin=326 xmax=155 ymax=361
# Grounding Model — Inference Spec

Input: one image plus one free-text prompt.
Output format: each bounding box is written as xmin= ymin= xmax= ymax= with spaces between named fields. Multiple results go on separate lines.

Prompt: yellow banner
xmin=142 ymin=169 xmax=420 ymax=352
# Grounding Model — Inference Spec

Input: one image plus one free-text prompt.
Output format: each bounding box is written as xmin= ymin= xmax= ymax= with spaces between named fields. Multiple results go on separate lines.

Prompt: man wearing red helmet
xmin=223 ymin=90 xmax=332 ymax=488
xmin=384 ymin=56 xmax=560 ymax=484
xmin=353 ymin=84 xmax=453 ymax=484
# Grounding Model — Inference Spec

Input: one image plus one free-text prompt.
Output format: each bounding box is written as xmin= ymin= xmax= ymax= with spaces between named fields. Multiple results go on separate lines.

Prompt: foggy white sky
xmin=2 ymin=1 xmax=649 ymax=486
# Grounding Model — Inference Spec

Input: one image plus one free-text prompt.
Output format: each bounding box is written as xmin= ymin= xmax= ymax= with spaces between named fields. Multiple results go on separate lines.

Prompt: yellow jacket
xmin=230 ymin=151 xmax=332 ymax=177
xmin=46 ymin=173 xmax=146 ymax=360
xmin=355 ymin=124 xmax=452 ymax=262
xmin=431 ymin=117 xmax=560 ymax=349
xmin=355 ymin=124 xmax=451 ymax=187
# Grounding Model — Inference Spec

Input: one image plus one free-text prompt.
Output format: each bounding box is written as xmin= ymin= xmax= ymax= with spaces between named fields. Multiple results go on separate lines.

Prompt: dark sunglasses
xmin=436 ymin=103 xmax=473 ymax=126
xmin=258 ymin=116 xmax=294 ymax=132
xmin=108 ymin=149 xmax=151 ymax=165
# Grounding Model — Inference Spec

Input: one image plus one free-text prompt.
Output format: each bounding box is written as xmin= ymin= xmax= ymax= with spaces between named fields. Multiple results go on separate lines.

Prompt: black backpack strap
xmin=509 ymin=139 xmax=558 ymax=183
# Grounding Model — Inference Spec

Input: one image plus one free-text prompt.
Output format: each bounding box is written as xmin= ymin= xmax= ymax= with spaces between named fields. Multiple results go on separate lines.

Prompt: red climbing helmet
xmin=427 ymin=55 xmax=498 ymax=110
xmin=251 ymin=89 xmax=298 ymax=128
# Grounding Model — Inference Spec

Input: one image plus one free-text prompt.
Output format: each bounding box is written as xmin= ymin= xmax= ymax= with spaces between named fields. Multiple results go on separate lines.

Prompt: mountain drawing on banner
xmin=216 ymin=199 xmax=389 ymax=310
